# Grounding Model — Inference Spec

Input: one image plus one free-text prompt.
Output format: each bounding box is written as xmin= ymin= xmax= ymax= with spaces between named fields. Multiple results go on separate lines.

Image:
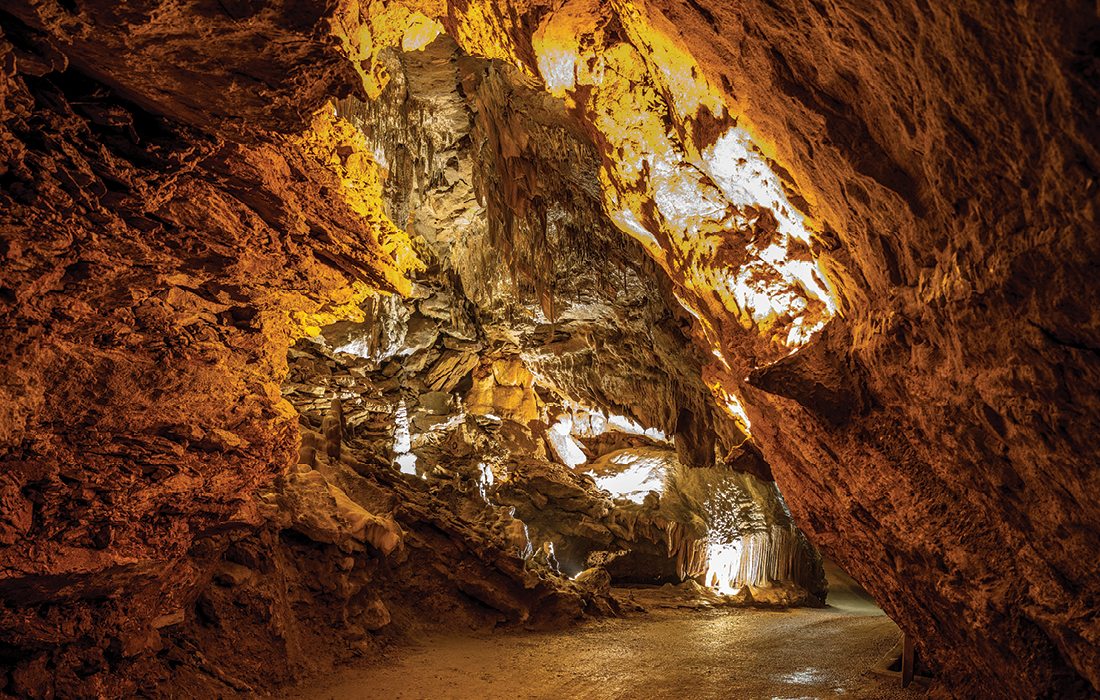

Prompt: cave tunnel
xmin=0 ymin=1 xmax=1098 ymax=699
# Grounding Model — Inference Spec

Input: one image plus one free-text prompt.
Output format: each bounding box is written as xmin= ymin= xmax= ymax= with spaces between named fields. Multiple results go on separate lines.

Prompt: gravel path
xmin=284 ymin=584 xmax=927 ymax=700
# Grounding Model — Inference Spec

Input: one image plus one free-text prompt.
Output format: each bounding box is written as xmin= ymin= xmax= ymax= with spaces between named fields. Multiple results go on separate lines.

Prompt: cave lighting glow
xmin=395 ymin=453 xmax=418 ymax=475
xmin=547 ymin=402 xmax=670 ymax=469
xmin=547 ymin=415 xmax=589 ymax=467
xmin=393 ymin=399 xmax=418 ymax=476
xmin=586 ymin=451 xmax=666 ymax=505
xmin=606 ymin=413 xmax=667 ymax=441
xmin=723 ymin=396 xmax=752 ymax=432
xmin=532 ymin=5 xmax=837 ymax=351
xmin=562 ymin=400 xmax=667 ymax=441
xmin=400 ymin=13 xmax=444 ymax=52
xmin=477 ymin=461 xmax=495 ymax=501
xmin=704 ymin=541 xmax=743 ymax=595
xmin=333 ymin=293 xmax=408 ymax=363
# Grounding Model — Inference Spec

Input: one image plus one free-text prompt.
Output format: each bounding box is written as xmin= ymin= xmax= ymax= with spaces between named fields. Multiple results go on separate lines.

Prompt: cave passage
xmin=277 ymin=270 xmax=915 ymax=697
xmin=1 ymin=2 xmax=1097 ymax=699
xmin=285 ymin=569 xmax=905 ymax=700
xmin=256 ymin=31 xmax=909 ymax=698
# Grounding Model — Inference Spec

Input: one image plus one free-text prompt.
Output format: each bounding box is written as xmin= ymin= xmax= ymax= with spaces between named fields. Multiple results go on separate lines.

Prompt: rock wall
xmin=341 ymin=36 xmax=746 ymax=466
xmin=643 ymin=3 xmax=1100 ymax=697
xmin=363 ymin=3 xmax=1100 ymax=695
xmin=0 ymin=3 xmax=416 ymax=695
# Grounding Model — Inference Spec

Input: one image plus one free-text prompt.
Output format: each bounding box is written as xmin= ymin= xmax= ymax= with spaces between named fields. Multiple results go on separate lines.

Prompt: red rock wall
xmin=660 ymin=3 xmax=1100 ymax=696
xmin=0 ymin=3 xmax=404 ymax=694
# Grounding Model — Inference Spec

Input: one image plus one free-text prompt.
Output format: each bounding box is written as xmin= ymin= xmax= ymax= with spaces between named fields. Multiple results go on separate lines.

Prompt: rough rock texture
xmin=342 ymin=35 xmax=748 ymax=467
xmin=631 ymin=4 xmax=1100 ymax=697
xmin=287 ymin=220 xmax=823 ymax=606
xmin=155 ymin=352 xmax=618 ymax=696
xmin=497 ymin=444 xmax=824 ymax=602
xmin=1 ymin=0 xmax=1098 ymax=698
xmin=0 ymin=4 xmax=416 ymax=696
xmin=352 ymin=3 xmax=1100 ymax=696
xmin=320 ymin=36 xmax=824 ymax=609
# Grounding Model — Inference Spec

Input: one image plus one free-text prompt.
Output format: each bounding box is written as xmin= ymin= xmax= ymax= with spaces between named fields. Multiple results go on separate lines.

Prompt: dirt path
xmin=283 ymin=583 xmax=925 ymax=700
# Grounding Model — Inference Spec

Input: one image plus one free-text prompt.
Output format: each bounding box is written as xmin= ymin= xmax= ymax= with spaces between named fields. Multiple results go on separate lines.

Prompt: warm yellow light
xmin=341 ymin=2 xmax=837 ymax=350
xmin=401 ymin=13 xmax=444 ymax=52
xmin=707 ymin=378 xmax=753 ymax=435
xmin=704 ymin=541 xmax=743 ymax=595
xmin=286 ymin=107 xmax=423 ymax=338
xmin=450 ymin=0 xmax=538 ymax=80
xmin=530 ymin=0 xmax=836 ymax=351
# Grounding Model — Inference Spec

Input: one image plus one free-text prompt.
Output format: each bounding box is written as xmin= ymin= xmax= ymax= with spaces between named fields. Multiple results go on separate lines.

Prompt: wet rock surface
xmin=284 ymin=583 xmax=916 ymax=700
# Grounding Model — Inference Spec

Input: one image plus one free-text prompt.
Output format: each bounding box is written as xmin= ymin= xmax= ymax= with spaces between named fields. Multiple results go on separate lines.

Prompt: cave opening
xmin=2 ymin=1 xmax=1096 ymax=699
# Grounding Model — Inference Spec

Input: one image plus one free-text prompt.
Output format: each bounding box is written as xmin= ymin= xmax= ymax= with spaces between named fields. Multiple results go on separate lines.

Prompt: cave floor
xmin=283 ymin=585 xmax=926 ymax=700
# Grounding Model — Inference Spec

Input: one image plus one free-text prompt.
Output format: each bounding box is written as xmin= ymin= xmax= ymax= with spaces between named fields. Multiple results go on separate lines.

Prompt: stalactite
xmin=666 ymin=521 xmax=708 ymax=580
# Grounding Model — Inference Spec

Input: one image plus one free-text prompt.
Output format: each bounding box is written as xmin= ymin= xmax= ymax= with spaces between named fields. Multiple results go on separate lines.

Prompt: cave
xmin=0 ymin=1 xmax=1097 ymax=698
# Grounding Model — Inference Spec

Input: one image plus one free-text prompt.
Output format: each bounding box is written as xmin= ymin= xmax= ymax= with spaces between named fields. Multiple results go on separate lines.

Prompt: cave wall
xmin=0 ymin=5 xmax=799 ymax=693
xmin=647 ymin=3 xmax=1100 ymax=696
xmin=341 ymin=37 xmax=747 ymax=465
xmin=0 ymin=3 xmax=417 ymax=695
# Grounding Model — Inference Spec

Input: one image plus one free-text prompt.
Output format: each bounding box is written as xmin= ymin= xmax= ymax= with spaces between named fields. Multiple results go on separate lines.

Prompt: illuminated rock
xmin=0 ymin=0 xmax=1096 ymax=697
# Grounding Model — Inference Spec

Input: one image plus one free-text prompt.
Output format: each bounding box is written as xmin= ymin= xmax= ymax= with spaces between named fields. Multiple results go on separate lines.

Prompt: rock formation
xmin=0 ymin=0 xmax=1097 ymax=698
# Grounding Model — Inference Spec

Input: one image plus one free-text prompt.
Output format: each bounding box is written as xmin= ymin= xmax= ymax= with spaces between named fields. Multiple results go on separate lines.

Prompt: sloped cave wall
xmin=364 ymin=3 xmax=1097 ymax=697
xmin=643 ymin=3 xmax=1100 ymax=697
xmin=0 ymin=7 xmax=615 ymax=696
xmin=0 ymin=4 xmax=426 ymax=695
xmin=0 ymin=1 xmax=1097 ymax=699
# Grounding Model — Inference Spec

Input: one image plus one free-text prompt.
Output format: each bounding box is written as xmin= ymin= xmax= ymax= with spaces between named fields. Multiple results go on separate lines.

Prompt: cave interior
xmin=0 ymin=1 xmax=1098 ymax=699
